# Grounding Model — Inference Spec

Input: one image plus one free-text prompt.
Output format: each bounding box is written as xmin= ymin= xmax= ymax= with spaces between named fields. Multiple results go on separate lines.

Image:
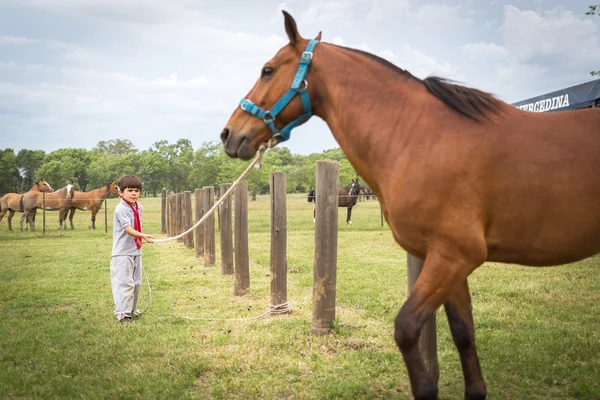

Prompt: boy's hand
xmin=143 ymin=234 xmax=155 ymax=243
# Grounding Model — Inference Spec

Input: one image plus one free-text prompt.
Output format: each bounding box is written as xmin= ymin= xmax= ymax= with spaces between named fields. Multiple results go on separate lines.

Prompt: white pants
xmin=110 ymin=255 xmax=142 ymax=320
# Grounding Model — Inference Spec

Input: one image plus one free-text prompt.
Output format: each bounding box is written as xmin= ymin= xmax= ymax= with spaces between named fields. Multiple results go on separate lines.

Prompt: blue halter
xmin=238 ymin=40 xmax=319 ymax=143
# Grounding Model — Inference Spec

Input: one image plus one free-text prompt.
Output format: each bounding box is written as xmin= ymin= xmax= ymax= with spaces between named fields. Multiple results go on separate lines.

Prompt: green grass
xmin=0 ymin=193 xmax=599 ymax=399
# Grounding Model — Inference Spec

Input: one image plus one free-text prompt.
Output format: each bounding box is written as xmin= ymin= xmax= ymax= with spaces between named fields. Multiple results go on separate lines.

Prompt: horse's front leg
xmin=90 ymin=210 xmax=97 ymax=229
xmin=69 ymin=207 xmax=75 ymax=229
xmin=444 ymin=280 xmax=486 ymax=399
xmin=59 ymin=208 xmax=66 ymax=230
xmin=346 ymin=206 xmax=352 ymax=224
xmin=7 ymin=210 xmax=15 ymax=231
xmin=395 ymin=245 xmax=484 ymax=400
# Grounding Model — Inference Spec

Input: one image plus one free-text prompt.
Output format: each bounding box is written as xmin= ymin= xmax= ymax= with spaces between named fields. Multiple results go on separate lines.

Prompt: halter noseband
xmin=238 ymin=39 xmax=319 ymax=143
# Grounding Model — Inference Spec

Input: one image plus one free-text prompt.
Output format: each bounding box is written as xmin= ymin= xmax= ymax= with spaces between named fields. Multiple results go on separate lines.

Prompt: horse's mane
xmin=340 ymin=46 xmax=502 ymax=122
xmin=423 ymin=77 xmax=502 ymax=121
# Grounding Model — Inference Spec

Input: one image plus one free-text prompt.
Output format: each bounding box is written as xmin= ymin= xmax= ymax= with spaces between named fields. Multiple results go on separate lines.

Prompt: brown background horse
xmin=309 ymin=179 xmax=363 ymax=224
xmin=68 ymin=182 xmax=118 ymax=229
xmin=220 ymin=12 xmax=600 ymax=400
xmin=0 ymin=179 xmax=54 ymax=231
xmin=21 ymin=184 xmax=74 ymax=231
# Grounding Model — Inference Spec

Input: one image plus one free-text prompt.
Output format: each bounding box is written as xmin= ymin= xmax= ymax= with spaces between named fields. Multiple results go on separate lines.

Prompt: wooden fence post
xmin=175 ymin=193 xmax=182 ymax=241
xmin=203 ymin=186 xmax=215 ymax=266
xmin=270 ymin=172 xmax=288 ymax=314
xmin=219 ymin=183 xmax=234 ymax=275
xmin=42 ymin=192 xmax=46 ymax=236
xmin=105 ymin=198 xmax=108 ymax=233
xmin=183 ymin=191 xmax=194 ymax=249
xmin=161 ymin=188 xmax=167 ymax=233
xmin=194 ymin=188 xmax=205 ymax=258
xmin=312 ymin=161 xmax=339 ymax=335
xmin=166 ymin=194 xmax=171 ymax=236
xmin=234 ymin=180 xmax=249 ymax=296
xmin=168 ymin=195 xmax=175 ymax=237
xmin=407 ymin=254 xmax=439 ymax=383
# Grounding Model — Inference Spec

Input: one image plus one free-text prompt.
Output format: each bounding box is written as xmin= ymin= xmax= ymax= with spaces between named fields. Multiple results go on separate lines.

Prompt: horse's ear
xmin=282 ymin=10 xmax=300 ymax=44
xmin=315 ymin=31 xmax=322 ymax=41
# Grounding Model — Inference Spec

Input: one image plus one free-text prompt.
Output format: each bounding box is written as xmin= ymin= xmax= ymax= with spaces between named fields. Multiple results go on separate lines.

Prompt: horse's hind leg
xmin=444 ymin=280 xmax=486 ymax=399
xmin=395 ymin=247 xmax=484 ymax=400
xmin=20 ymin=212 xmax=27 ymax=231
xmin=28 ymin=210 xmax=36 ymax=231
xmin=59 ymin=208 xmax=66 ymax=230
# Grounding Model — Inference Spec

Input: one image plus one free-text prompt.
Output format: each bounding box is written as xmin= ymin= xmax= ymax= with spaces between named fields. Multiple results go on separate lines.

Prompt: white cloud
xmin=0 ymin=61 xmax=19 ymax=69
xmin=411 ymin=4 xmax=467 ymax=27
xmin=460 ymin=5 xmax=600 ymax=101
xmin=0 ymin=35 xmax=109 ymax=65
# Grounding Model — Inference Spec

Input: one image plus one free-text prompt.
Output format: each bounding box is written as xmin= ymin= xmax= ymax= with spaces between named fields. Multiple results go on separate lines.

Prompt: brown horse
xmin=21 ymin=184 xmax=74 ymax=231
xmin=67 ymin=182 xmax=118 ymax=229
xmin=220 ymin=12 xmax=600 ymax=400
xmin=0 ymin=179 xmax=54 ymax=231
xmin=310 ymin=179 xmax=362 ymax=224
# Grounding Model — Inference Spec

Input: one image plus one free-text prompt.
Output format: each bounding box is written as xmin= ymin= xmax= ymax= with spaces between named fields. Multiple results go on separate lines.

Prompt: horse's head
xmin=37 ymin=179 xmax=54 ymax=192
xmin=221 ymin=11 xmax=322 ymax=160
xmin=108 ymin=181 xmax=119 ymax=195
xmin=349 ymin=179 xmax=362 ymax=196
xmin=66 ymin=183 xmax=74 ymax=199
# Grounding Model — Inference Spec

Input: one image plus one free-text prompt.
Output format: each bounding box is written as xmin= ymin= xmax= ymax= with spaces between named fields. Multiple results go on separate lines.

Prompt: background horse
xmin=307 ymin=188 xmax=315 ymax=203
xmin=68 ymin=182 xmax=118 ymax=229
xmin=220 ymin=12 xmax=600 ymax=400
xmin=0 ymin=179 xmax=54 ymax=231
xmin=310 ymin=179 xmax=362 ymax=224
xmin=21 ymin=184 xmax=74 ymax=231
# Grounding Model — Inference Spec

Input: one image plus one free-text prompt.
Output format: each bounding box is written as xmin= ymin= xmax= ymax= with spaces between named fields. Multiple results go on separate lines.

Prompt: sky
xmin=1 ymin=0 xmax=599 ymax=156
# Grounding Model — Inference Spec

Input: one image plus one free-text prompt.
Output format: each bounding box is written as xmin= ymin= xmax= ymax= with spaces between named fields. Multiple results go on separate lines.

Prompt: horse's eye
xmin=261 ymin=67 xmax=274 ymax=78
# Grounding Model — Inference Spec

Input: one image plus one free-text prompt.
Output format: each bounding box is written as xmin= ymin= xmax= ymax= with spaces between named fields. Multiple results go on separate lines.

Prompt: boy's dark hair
xmin=118 ymin=175 xmax=143 ymax=191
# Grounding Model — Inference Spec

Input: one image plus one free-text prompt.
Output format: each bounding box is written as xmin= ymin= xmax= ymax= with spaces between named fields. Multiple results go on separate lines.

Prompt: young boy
xmin=110 ymin=175 xmax=155 ymax=323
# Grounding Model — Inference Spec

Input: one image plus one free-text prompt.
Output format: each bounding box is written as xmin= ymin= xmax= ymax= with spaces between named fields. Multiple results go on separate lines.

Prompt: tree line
xmin=0 ymin=139 xmax=362 ymax=197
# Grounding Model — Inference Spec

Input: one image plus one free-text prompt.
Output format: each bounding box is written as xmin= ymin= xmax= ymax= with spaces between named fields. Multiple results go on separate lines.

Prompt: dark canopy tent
xmin=512 ymin=79 xmax=600 ymax=113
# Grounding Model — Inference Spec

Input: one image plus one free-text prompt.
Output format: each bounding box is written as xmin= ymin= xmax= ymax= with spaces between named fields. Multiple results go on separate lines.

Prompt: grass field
xmin=1 ymin=192 xmax=599 ymax=399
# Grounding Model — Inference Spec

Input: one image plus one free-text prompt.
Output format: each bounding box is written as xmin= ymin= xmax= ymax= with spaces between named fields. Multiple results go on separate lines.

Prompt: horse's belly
xmin=486 ymin=219 xmax=600 ymax=266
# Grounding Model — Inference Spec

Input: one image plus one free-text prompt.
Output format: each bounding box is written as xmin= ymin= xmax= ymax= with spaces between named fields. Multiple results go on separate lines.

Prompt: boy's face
xmin=120 ymin=187 xmax=140 ymax=205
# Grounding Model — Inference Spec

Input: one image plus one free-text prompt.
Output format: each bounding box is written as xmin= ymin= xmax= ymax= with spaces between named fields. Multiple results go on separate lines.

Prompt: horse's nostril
xmin=220 ymin=128 xmax=230 ymax=143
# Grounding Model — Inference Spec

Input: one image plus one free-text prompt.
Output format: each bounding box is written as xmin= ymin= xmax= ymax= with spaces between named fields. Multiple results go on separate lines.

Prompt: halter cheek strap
xmin=239 ymin=39 xmax=319 ymax=143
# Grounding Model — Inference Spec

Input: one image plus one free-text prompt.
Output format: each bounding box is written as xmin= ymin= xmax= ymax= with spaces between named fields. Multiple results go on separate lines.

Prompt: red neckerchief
xmin=122 ymin=199 xmax=142 ymax=249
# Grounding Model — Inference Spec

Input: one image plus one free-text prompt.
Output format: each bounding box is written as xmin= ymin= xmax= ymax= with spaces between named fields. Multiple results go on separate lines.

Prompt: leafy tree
xmin=94 ymin=139 xmax=138 ymax=155
xmin=138 ymin=150 xmax=168 ymax=196
xmin=150 ymin=139 xmax=194 ymax=192
xmin=0 ymin=149 xmax=20 ymax=194
xmin=36 ymin=148 xmax=91 ymax=190
xmin=188 ymin=142 xmax=227 ymax=190
xmin=16 ymin=149 xmax=46 ymax=189
xmin=87 ymin=154 xmax=133 ymax=189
